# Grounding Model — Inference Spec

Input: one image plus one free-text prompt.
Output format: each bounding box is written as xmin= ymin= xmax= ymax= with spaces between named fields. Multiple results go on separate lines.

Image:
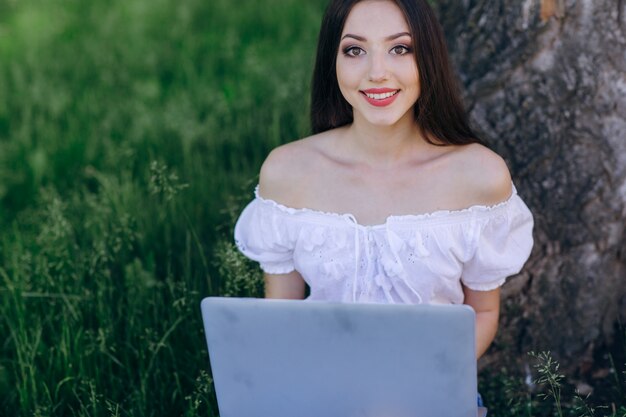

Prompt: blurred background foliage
xmin=0 ymin=0 xmax=324 ymax=414
xmin=0 ymin=0 xmax=612 ymax=416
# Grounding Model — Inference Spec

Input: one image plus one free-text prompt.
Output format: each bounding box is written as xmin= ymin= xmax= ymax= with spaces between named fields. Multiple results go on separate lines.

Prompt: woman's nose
xmin=367 ymin=51 xmax=389 ymax=82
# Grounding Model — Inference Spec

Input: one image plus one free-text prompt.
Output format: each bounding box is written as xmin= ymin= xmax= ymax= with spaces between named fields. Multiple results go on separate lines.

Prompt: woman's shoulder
xmin=258 ymin=128 xmax=343 ymax=204
xmin=445 ymin=142 xmax=513 ymax=206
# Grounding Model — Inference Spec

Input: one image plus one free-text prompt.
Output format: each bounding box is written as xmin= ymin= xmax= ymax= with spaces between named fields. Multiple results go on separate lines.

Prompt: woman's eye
xmin=390 ymin=45 xmax=411 ymax=55
xmin=344 ymin=46 xmax=365 ymax=57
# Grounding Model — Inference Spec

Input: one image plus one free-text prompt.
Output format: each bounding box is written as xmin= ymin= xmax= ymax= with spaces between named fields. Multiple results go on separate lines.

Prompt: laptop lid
xmin=201 ymin=297 xmax=477 ymax=417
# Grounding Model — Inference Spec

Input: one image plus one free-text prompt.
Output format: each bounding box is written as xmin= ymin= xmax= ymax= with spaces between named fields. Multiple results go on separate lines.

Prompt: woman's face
xmin=336 ymin=0 xmax=420 ymax=128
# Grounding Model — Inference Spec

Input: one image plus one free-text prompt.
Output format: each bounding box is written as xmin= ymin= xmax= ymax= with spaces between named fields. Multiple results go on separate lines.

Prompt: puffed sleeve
xmin=461 ymin=191 xmax=534 ymax=291
xmin=233 ymin=196 xmax=297 ymax=274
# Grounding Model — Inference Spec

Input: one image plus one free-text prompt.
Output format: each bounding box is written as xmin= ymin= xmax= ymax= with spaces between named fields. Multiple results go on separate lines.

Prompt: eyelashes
xmin=341 ymin=44 xmax=413 ymax=57
xmin=342 ymin=46 xmax=365 ymax=57
xmin=390 ymin=45 xmax=412 ymax=55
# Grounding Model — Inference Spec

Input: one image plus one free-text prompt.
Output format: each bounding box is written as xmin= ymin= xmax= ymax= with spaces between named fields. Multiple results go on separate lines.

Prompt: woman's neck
xmin=343 ymin=114 xmax=427 ymax=169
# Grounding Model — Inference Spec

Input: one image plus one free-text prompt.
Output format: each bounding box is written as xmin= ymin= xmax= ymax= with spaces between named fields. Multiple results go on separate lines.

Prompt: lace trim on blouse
xmin=253 ymin=183 xmax=519 ymax=227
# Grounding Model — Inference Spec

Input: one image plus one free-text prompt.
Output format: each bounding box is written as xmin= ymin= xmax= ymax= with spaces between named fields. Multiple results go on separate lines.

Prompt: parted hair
xmin=310 ymin=0 xmax=480 ymax=145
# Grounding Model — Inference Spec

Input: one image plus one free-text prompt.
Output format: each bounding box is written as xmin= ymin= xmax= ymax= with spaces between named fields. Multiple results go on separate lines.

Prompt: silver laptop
xmin=201 ymin=297 xmax=483 ymax=417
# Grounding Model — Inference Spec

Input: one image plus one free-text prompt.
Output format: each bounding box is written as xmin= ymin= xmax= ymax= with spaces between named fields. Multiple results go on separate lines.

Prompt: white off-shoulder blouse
xmin=234 ymin=184 xmax=534 ymax=305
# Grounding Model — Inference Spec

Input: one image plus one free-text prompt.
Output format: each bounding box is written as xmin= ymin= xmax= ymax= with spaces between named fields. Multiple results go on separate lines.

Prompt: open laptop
xmin=201 ymin=297 xmax=486 ymax=417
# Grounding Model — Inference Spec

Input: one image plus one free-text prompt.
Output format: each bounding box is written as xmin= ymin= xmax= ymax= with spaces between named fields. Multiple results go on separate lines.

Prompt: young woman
xmin=234 ymin=0 xmax=533 ymax=375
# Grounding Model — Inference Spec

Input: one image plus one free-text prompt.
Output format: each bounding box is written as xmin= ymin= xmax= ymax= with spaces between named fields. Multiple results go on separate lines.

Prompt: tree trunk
xmin=435 ymin=0 xmax=626 ymax=374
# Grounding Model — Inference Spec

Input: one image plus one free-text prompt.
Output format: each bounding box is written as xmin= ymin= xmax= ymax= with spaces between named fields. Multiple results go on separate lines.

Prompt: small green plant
xmin=503 ymin=371 xmax=534 ymax=417
xmin=527 ymin=350 xmax=626 ymax=417
xmin=530 ymin=351 xmax=565 ymax=417
xmin=572 ymin=391 xmax=610 ymax=417
xmin=148 ymin=160 xmax=189 ymax=202
xmin=183 ymin=370 xmax=218 ymax=417
xmin=213 ymin=239 xmax=264 ymax=298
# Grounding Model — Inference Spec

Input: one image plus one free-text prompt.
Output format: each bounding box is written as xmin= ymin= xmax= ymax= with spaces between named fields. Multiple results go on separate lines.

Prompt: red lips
xmin=360 ymin=88 xmax=400 ymax=107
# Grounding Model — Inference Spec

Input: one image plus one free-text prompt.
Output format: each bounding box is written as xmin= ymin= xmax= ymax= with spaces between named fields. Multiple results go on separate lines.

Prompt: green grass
xmin=0 ymin=0 xmax=624 ymax=415
xmin=0 ymin=0 xmax=324 ymax=414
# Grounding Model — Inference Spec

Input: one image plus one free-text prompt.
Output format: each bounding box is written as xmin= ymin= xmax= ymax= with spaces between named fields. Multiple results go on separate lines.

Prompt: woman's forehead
xmin=341 ymin=0 xmax=410 ymax=39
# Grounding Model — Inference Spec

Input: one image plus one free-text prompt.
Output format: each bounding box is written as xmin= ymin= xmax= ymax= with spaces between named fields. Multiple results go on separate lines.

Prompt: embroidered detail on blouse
xmin=253 ymin=184 xmax=520 ymax=227
xmin=234 ymin=183 xmax=534 ymax=305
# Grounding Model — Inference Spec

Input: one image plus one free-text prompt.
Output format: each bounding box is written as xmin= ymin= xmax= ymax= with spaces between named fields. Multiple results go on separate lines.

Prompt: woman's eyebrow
xmin=341 ymin=32 xmax=412 ymax=42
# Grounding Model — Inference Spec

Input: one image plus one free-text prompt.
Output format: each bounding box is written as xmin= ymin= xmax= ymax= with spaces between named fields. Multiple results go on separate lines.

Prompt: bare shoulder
xmin=258 ymin=130 xmax=339 ymax=203
xmin=451 ymin=143 xmax=513 ymax=205
xmin=258 ymin=140 xmax=309 ymax=202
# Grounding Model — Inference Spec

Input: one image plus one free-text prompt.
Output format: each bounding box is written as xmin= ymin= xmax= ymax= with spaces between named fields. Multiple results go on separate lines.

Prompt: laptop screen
xmin=202 ymin=297 xmax=478 ymax=417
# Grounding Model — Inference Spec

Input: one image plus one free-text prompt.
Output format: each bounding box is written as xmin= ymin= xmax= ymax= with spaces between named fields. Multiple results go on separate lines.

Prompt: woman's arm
xmin=264 ymin=270 xmax=307 ymax=299
xmin=456 ymin=144 xmax=510 ymax=358
xmin=462 ymin=286 xmax=500 ymax=359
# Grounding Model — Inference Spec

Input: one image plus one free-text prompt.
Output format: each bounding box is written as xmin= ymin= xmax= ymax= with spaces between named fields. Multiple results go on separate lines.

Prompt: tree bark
xmin=435 ymin=0 xmax=626 ymax=373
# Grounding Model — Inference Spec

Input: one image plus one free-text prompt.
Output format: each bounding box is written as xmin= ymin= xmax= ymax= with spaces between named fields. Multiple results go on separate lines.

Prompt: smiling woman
xmin=311 ymin=0 xmax=476 ymax=145
xmin=335 ymin=2 xmax=420 ymax=127
xmin=232 ymin=0 xmax=534 ymax=414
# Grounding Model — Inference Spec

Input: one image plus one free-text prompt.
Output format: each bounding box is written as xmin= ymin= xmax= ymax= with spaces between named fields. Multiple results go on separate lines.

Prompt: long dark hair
xmin=310 ymin=0 xmax=480 ymax=145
